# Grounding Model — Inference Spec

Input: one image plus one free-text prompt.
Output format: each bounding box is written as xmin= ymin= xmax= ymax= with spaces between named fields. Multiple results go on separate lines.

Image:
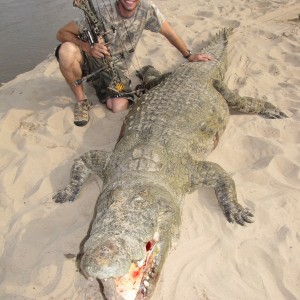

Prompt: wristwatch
xmin=183 ymin=50 xmax=192 ymax=59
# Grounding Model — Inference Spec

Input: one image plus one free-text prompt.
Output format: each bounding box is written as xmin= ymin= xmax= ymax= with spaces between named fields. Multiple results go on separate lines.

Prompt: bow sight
xmin=78 ymin=26 xmax=116 ymax=48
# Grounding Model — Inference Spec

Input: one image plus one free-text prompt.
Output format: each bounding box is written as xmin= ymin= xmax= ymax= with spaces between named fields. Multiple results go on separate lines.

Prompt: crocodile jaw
xmin=114 ymin=234 xmax=161 ymax=299
xmin=81 ymin=232 xmax=164 ymax=299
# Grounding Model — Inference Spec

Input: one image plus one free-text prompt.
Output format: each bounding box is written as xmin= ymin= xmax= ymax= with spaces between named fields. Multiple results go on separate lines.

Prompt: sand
xmin=0 ymin=0 xmax=300 ymax=299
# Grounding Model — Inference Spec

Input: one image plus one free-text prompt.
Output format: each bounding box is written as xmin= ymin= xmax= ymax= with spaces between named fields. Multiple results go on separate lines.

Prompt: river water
xmin=0 ymin=0 xmax=79 ymax=83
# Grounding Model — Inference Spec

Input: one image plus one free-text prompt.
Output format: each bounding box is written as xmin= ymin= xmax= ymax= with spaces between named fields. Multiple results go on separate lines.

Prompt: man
xmin=56 ymin=0 xmax=212 ymax=126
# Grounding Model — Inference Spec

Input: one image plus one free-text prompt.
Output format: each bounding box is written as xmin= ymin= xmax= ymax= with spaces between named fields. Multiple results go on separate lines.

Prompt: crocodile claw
xmin=259 ymin=102 xmax=288 ymax=119
xmin=53 ymin=184 xmax=79 ymax=203
xmin=224 ymin=203 xmax=254 ymax=226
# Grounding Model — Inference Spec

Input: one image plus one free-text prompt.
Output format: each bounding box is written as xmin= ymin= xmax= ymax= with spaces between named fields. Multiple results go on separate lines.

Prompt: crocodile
xmin=53 ymin=28 xmax=287 ymax=299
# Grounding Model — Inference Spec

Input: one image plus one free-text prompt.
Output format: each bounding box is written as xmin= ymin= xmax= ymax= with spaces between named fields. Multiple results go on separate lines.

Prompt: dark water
xmin=0 ymin=0 xmax=79 ymax=83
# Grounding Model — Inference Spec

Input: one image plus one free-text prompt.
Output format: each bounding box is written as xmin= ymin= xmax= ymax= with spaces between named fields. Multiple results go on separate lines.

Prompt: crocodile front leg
xmin=189 ymin=161 xmax=254 ymax=225
xmin=53 ymin=150 xmax=110 ymax=203
xmin=213 ymin=79 xmax=287 ymax=119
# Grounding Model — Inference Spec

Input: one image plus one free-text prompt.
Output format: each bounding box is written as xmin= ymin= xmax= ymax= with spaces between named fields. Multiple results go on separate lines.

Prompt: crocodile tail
xmin=201 ymin=27 xmax=234 ymax=80
xmin=202 ymin=27 xmax=234 ymax=53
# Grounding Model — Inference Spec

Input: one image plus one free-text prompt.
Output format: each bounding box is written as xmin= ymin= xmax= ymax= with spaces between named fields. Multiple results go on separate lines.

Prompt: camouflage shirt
xmin=75 ymin=0 xmax=165 ymax=70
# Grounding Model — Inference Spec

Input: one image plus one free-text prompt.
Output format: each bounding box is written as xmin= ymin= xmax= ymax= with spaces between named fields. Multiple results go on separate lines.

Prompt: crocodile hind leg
xmin=53 ymin=150 xmax=109 ymax=203
xmin=213 ymin=79 xmax=287 ymax=119
xmin=189 ymin=161 xmax=254 ymax=225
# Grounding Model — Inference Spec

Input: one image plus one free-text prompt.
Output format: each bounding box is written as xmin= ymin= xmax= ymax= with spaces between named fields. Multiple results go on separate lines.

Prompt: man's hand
xmin=88 ymin=37 xmax=111 ymax=59
xmin=188 ymin=53 xmax=213 ymax=62
xmin=56 ymin=21 xmax=111 ymax=59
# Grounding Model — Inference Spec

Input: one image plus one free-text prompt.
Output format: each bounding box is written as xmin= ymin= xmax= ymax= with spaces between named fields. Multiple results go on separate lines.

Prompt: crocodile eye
xmin=129 ymin=195 xmax=145 ymax=208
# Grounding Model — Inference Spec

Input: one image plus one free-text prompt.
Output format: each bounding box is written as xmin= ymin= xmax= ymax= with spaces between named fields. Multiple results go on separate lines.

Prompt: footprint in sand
xmin=284 ymin=53 xmax=300 ymax=67
xmin=195 ymin=11 xmax=214 ymax=18
xmin=268 ymin=156 xmax=300 ymax=188
xmin=18 ymin=121 xmax=38 ymax=136
xmin=220 ymin=20 xmax=240 ymax=28
xmin=269 ymin=64 xmax=280 ymax=76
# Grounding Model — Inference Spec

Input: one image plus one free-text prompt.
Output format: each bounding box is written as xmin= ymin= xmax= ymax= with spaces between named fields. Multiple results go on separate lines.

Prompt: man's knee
xmin=106 ymin=98 xmax=129 ymax=112
xmin=57 ymin=42 xmax=82 ymax=63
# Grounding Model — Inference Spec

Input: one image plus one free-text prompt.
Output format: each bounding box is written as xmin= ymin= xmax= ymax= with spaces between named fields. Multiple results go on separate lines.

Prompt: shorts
xmin=55 ymin=44 xmax=135 ymax=104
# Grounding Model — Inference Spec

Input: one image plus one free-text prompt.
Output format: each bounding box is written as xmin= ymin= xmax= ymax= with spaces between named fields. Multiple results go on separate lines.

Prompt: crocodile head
xmin=80 ymin=184 xmax=179 ymax=299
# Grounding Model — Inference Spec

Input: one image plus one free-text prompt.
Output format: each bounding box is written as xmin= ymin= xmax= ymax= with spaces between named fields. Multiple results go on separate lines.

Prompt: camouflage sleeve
xmin=74 ymin=14 xmax=89 ymax=32
xmin=144 ymin=1 xmax=165 ymax=32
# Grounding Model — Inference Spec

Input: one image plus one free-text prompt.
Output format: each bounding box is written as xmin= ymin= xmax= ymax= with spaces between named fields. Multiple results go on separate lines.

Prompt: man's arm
xmin=56 ymin=21 xmax=89 ymax=52
xmin=159 ymin=21 xmax=212 ymax=62
xmin=56 ymin=21 xmax=110 ymax=58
